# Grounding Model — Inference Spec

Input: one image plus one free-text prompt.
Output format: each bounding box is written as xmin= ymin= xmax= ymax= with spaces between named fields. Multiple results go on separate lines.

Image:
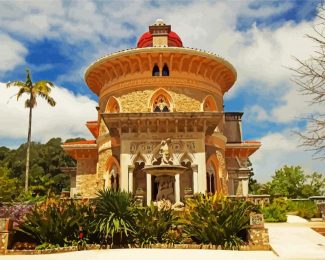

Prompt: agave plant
xmin=93 ymin=189 xmax=134 ymax=246
xmin=132 ymin=202 xmax=178 ymax=246
xmin=181 ymin=193 xmax=258 ymax=249
xmin=17 ymin=199 xmax=94 ymax=246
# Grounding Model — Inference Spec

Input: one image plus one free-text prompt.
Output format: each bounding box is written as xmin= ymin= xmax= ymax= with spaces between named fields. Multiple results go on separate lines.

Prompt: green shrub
xmin=132 ymin=203 xmax=178 ymax=246
xmin=287 ymin=200 xmax=319 ymax=219
xmin=17 ymin=199 xmax=95 ymax=246
xmin=93 ymin=189 xmax=134 ymax=246
xmin=262 ymin=198 xmax=288 ymax=222
xmin=181 ymin=194 xmax=258 ymax=249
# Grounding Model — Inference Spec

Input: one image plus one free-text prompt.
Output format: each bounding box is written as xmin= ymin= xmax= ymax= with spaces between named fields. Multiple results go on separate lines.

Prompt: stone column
xmin=196 ymin=152 xmax=207 ymax=193
xmin=146 ymin=173 xmax=152 ymax=206
xmin=192 ymin=165 xmax=198 ymax=193
xmin=242 ymin=178 xmax=249 ymax=196
xmin=128 ymin=165 xmax=134 ymax=193
xmin=175 ymin=174 xmax=180 ymax=203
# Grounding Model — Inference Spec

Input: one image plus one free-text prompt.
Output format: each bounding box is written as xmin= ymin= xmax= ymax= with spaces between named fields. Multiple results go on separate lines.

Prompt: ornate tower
xmin=62 ymin=19 xmax=261 ymax=201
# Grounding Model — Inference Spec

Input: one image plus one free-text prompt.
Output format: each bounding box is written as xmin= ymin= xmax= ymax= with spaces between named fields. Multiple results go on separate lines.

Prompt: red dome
xmin=137 ymin=31 xmax=183 ymax=48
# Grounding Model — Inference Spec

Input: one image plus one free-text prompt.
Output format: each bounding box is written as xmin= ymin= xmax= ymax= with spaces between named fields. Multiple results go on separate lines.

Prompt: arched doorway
xmin=104 ymin=156 xmax=120 ymax=191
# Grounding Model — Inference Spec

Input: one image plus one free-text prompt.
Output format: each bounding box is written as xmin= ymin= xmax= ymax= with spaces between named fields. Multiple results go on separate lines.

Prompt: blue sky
xmin=0 ymin=0 xmax=323 ymax=181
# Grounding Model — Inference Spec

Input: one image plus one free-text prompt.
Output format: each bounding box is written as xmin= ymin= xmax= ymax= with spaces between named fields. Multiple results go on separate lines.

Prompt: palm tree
xmin=7 ymin=69 xmax=56 ymax=192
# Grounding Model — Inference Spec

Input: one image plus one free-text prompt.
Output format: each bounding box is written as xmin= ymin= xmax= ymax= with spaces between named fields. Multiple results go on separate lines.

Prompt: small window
xmin=152 ymin=64 xmax=160 ymax=76
xmin=162 ymin=64 xmax=169 ymax=76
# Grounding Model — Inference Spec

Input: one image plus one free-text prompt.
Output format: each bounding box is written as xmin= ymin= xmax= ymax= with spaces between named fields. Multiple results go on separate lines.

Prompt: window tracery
xmin=153 ymin=94 xmax=170 ymax=112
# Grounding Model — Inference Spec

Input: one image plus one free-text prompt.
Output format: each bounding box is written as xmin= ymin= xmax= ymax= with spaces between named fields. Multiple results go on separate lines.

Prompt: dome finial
xmin=154 ymin=18 xmax=165 ymax=26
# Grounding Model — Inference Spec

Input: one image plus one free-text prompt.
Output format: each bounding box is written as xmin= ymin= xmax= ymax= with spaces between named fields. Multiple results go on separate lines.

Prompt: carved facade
xmin=62 ymin=19 xmax=261 ymax=202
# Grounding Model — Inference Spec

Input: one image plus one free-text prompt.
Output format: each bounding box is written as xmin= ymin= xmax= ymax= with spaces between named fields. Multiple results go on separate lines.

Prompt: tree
xmin=268 ymin=165 xmax=324 ymax=198
xmin=6 ymin=69 xmax=56 ymax=192
xmin=0 ymin=166 xmax=19 ymax=201
xmin=291 ymin=6 xmax=325 ymax=159
xmin=269 ymin=165 xmax=306 ymax=198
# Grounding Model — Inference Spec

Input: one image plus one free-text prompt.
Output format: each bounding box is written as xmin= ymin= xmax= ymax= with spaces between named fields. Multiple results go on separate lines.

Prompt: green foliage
xmin=17 ymin=199 xmax=94 ymax=246
xmin=132 ymin=203 xmax=178 ymax=246
xmin=93 ymin=189 xmax=134 ymax=245
xmin=268 ymin=165 xmax=324 ymax=198
xmin=287 ymin=200 xmax=319 ymax=220
xmin=262 ymin=198 xmax=288 ymax=222
xmin=181 ymin=194 xmax=258 ymax=249
xmin=0 ymin=166 xmax=19 ymax=201
xmin=35 ymin=242 xmax=60 ymax=250
xmin=0 ymin=138 xmax=80 ymax=200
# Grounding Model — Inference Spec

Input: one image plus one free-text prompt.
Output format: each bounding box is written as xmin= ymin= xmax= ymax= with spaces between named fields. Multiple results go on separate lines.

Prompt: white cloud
xmin=0 ymin=33 xmax=27 ymax=73
xmin=0 ymin=83 xmax=97 ymax=144
xmin=250 ymin=130 xmax=324 ymax=182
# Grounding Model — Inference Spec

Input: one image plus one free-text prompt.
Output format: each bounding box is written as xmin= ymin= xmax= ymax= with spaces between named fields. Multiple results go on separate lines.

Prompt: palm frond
xmin=37 ymin=92 xmax=56 ymax=106
xmin=6 ymin=81 xmax=26 ymax=88
xmin=16 ymin=87 xmax=31 ymax=100
xmin=34 ymin=80 xmax=54 ymax=94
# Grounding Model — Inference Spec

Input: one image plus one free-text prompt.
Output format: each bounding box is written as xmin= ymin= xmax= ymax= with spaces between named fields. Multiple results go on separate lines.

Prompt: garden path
xmin=266 ymin=215 xmax=325 ymax=259
xmin=0 ymin=248 xmax=277 ymax=260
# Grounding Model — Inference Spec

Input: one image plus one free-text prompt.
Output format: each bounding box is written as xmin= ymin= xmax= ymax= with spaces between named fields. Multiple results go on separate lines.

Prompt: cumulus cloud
xmin=0 ymin=83 xmax=97 ymax=143
xmin=250 ymin=130 xmax=324 ymax=182
xmin=0 ymin=33 xmax=27 ymax=74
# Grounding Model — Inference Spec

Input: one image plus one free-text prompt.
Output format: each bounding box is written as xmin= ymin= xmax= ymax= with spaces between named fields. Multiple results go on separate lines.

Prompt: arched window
xmin=110 ymin=165 xmax=119 ymax=192
xmin=162 ymin=64 xmax=169 ymax=76
xmin=153 ymin=94 xmax=170 ymax=112
xmin=206 ymin=162 xmax=215 ymax=194
xmin=202 ymin=95 xmax=217 ymax=112
xmin=105 ymin=156 xmax=120 ymax=191
xmin=106 ymin=97 xmax=120 ymax=113
xmin=152 ymin=64 xmax=160 ymax=76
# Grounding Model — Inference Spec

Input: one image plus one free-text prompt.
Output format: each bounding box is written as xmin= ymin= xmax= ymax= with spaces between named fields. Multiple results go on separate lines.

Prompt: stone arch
xmin=180 ymin=152 xmax=194 ymax=167
xmin=149 ymin=88 xmax=174 ymax=112
xmin=132 ymin=152 xmax=146 ymax=200
xmin=104 ymin=156 xmax=120 ymax=191
xmin=105 ymin=96 xmax=121 ymax=113
xmin=133 ymin=152 xmax=146 ymax=168
xmin=202 ymin=95 xmax=217 ymax=112
xmin=206 ymin=154 xmax=222 ymax=194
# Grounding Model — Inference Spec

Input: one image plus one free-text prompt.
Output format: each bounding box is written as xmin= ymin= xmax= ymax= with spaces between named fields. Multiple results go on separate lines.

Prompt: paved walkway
xmin=266 ymin=215 xmax=325 ymax=259
xmin=0 ymin=249 xmax=277 ymax=260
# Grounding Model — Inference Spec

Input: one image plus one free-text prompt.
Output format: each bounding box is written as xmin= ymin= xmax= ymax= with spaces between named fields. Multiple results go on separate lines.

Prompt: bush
xmin=132 ymin=202 xmax=178 ymax=246
xmin=181 ymin=194 xmax=258 ymax=249
xmin=287 ymin=200 xmax=319 ymax=219
xmin=17 ymin=199 xmax=95 ymax=246
xmin=93 ymin=189 xmax=134 ymax=246
xmin=262 ymin=198 xmax=288 ymax=222
xmin=0 ymin=203 xmax=34 ymax=228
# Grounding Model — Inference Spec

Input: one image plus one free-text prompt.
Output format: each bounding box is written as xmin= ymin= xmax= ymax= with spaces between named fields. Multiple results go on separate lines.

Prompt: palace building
xmin=62 ymin=19 xmax=261 ymax=204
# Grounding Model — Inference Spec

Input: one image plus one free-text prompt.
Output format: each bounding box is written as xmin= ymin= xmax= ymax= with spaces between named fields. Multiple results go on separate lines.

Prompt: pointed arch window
xmin=206 ymin=162 xmax=215 ymax=194
xmin=106 ymin=97 xmax=120 ymax=113
xmin=162 ymin=64 xmax=169 ymax=76
xmin=203 ymin=96 xmax=217 ymax=112
xmin=152 ymin=64 xmax=160 ymax=76
xmin=110 ymin=165 xmax=119 ymax=192
xmin=153 ymin=94 xmax=170 ymax=112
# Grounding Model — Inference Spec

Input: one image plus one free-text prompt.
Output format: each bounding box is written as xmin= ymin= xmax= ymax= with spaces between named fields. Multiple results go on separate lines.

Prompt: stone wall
xmin=109 ymin=88 xmax=218 ymax=113
xmin=76 ymin=158 xmax=98 ymax=197
xmin=247 ymin=228 xmax=269 ymax=246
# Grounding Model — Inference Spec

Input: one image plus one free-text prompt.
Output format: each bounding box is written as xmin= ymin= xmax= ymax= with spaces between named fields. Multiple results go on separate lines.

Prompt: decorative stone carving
xmin=152 ymin=138 xmax=173 ymax=165
xmin=156 ymin=175 xmax=175 ymax=202
xmin=250 ymin=213 xmax=265 ymax=228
